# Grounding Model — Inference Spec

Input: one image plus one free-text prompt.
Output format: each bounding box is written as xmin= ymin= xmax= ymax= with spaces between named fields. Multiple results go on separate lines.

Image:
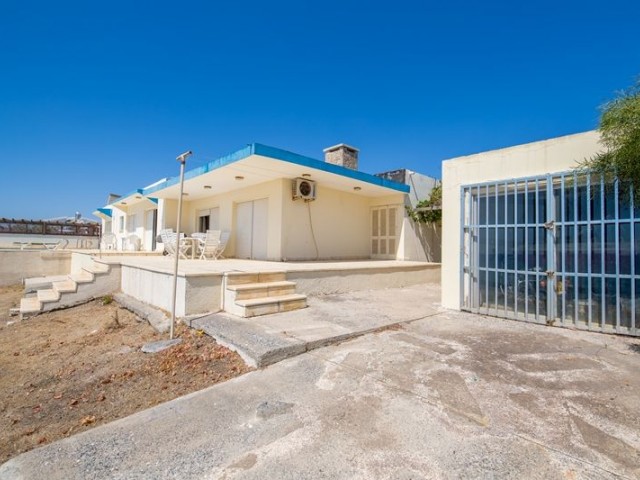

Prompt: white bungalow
xmin=94 ymin=143 xmax=439 ymax=262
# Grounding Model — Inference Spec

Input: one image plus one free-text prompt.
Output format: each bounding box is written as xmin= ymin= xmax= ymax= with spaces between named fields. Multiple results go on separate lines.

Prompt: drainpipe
xmin=170 ymin=150 xmax=192 ymax=340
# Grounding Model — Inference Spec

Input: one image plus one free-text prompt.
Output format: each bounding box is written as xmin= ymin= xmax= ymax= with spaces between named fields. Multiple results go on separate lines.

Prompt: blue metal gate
xmin=461 ymin=172 xmax=639 ymax=335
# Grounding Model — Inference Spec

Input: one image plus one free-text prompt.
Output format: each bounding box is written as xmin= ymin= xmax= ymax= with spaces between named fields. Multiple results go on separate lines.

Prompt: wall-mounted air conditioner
xmin=292 ymin=178 xmax=317 ymax=201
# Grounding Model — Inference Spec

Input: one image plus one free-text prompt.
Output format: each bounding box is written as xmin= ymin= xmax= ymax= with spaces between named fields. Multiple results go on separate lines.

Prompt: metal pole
xmin=170 ymin=151 xmax=192 ymax=340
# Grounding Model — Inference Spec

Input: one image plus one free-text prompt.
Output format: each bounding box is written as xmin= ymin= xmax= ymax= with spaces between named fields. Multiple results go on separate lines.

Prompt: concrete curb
xmin=187 ymin=314 xmax=306 ymax=368
xmin=188 ymin=311 xmax=439 ymax=368
xmin=114 ymin=293 xmax=171 ymax=334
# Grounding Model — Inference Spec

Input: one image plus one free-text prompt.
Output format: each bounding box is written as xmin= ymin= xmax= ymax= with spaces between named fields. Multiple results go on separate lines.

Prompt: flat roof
xmin=142 ymin=143 xmax=409 ymax=200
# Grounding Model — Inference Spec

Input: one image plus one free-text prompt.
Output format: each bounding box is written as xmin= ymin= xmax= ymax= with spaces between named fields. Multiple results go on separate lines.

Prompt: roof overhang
xmin=144 ymin=143 xmax=409 ymax=200
xmin=110 ymin=189 xmax=159 ymax=212
xmin=93 ymin=208 xmax=112 ymax=220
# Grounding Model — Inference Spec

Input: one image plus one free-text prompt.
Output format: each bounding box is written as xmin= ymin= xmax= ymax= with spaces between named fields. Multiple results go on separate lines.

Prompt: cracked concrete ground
xmin=2 ymin=289 xmax=640 ymax=479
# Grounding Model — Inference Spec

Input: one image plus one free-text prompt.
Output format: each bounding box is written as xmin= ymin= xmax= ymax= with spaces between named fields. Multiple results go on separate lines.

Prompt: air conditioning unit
xmin=292 ymin=178 xmax=317 ymax=201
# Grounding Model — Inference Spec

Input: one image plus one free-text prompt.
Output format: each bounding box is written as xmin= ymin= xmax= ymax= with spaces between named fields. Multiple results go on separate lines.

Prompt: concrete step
xmin=52 ymin=279 xmax=77 ymax=294
xmin=37 ymin=289 xmax=60 ymax=304
xmin=83 ymin=262 xmax=110 ymax=275
xmin=24 ymin=275 xmax=71 ymax=294
xmin=70 ymin=271 xmax=94 ymax=284
xmin=20 ymin=297 xmax=42 ymax=314
xmin=225 ymin=271 xmax=287 ymax=286
xmin=227 ymin=281 xmax=297 ymax=301
xmin=235 ymin=293 xmax=307 ymax=318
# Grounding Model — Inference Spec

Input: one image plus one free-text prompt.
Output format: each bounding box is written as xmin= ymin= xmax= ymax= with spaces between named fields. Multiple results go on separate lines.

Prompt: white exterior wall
xmin=163 ymin=178 xmax=415 ymax=261
xmin=109 ymin=203 xmax=157 ymax=251
xmin=283 ymin=185 xmax=372 ymax=260
xmin=158 ymin=199 xmax=178 ymax=234
xmin=110 ymin=208 xmax=126 ymax=248
xmin=441 ymin=130 xmax=603 ymax=310
xmin=181 ymin=179 xmax=284 ymax=260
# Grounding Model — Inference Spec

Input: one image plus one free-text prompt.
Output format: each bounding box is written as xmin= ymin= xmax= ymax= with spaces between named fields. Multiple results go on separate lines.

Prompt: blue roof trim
xmin=143 ymin=145 xmax=254 ymax=196
xmin=116 ymin=188 xmax=145 ymax=202
xmin=252 ymin=143 xmax=409 ymax=193
xmin=143 ymin=143 xmax=409 ymax=195
xmin=97 ymin=208 xmax=112 ymax=218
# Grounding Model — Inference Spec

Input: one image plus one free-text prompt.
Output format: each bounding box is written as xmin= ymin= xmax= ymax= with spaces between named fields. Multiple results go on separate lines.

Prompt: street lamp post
xmin=170 ymin=150 xmax=192 ymax=340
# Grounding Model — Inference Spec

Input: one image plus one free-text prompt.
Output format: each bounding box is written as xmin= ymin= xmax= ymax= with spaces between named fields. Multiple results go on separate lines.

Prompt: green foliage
xmin=581 ymin=78 xmax=640 ymax=195
xmin=406 ymin=184 xmax=442 ymax=224
xmin=101 ymin=294 xmax=113 ymax=306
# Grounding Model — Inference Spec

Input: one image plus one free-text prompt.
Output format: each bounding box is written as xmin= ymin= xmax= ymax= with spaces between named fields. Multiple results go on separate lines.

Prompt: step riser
xmin=244 ymin=298 xmax=307 ymax=317
xmin=37 ymin=290 xmax=60 ymax=303
xmin=225 ymin=272 xmax=287 ymax=286
xmin=70 ymin=273 xmax=94 ymax=284
xmin=52 ymin=281 xmax=78 ymax=294
xmin=228 ymin=285 xmax=297 ymax=302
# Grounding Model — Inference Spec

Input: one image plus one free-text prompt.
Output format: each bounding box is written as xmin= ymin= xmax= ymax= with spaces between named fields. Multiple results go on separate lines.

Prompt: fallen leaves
xmin=80 ymin=415 xmax=96 ymax=426
xmin=0 ymin=306 xmax=249 ymax=465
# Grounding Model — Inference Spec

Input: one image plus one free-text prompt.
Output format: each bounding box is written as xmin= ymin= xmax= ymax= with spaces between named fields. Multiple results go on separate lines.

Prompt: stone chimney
xmin=323 ymin=144 xmax=359 ymax=170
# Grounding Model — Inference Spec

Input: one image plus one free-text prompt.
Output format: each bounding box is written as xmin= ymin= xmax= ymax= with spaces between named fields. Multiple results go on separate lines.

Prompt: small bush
xmin=101 ymin=295 xmax=113 ymax=306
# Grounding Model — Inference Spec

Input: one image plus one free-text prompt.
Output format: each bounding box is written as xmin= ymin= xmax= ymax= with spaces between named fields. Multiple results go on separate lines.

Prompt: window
xmin=198 ymin=215 xmax=210 ymax=233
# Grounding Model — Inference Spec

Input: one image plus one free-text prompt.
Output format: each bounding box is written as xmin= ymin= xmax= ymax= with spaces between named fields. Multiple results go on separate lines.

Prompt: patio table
xmin=180 ymin=237 xmax=201 ymax=259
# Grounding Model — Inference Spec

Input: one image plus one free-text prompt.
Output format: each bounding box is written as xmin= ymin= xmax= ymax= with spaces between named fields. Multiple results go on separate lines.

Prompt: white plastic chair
xmin=212 ymin=231 xmax=230 ymax=260
xmin=101 ymin=233 xmax=117 ymax=250
xmin=160 ymin=229 xmax=176 ymax=256
xmin=125 ymin=234 xmax=141 ymax=251
xmin=196 ymin=230 xmax=221 ymax=260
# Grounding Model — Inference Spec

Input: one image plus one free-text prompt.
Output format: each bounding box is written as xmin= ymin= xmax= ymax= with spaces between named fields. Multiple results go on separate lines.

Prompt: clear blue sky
xmin=1 ymin=0 xmax=638 ymax=219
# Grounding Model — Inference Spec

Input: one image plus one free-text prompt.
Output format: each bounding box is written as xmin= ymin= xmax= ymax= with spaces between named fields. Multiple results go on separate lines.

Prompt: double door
xmin=236 ymin=199 xmax=268 ymax=260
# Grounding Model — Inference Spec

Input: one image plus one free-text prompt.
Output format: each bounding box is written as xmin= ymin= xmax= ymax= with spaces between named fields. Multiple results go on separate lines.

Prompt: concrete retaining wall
xmin=120 ymin=266 xmax=223 ymax=317
xmin=0 ymin=251 xmax=72 ymax=286
xmin=288 ymin=264 xmax=440 ymax=296
xmin=115 ymin=262 xmax=440 ymax=318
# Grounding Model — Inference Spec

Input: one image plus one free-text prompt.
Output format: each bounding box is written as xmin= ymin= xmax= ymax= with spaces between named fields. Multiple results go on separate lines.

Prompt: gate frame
xmin=460 ymin=171 xmax=638 ymax=336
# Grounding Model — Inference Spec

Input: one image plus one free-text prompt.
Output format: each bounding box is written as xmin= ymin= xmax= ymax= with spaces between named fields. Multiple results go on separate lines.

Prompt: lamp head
xmin=176 ymin=150 xmax=193 ymax=163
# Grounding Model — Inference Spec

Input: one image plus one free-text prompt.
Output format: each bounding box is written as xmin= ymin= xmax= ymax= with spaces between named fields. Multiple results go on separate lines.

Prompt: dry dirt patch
xmin=0 ymin=288 xmax=251 ymax=464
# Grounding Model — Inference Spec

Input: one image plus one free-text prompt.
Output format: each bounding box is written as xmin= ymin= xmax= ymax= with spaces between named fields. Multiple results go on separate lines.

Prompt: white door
xmin=144 ymin=210 xmax=155 ymax=251
xmin=236 ymin=199 xmax=268 ymax=259
xmin=371 ymin=205 xmax=400 ymax=259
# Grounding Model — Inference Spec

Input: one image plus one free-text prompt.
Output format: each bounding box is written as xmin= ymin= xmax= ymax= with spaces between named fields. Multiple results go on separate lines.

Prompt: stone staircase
xmin=19 ymin=260 xmax=119 ymax=319
xmin=223 ymin=271 xmax=307 ymax=318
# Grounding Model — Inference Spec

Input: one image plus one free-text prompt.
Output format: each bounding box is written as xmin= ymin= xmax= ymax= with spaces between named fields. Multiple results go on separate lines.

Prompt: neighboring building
xmin=442 ymin=130 xmax=639 ymax=336
xmin=376 ymin=168 xmax=441 ymax=262
xmin=94 ymin=143 xmax=440 ymax=262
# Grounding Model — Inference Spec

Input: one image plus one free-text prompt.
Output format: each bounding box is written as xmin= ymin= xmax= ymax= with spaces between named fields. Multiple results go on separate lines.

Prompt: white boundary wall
xmin=441 ymin=131 xmax=603 ymax=310
xmin=0 ymin=251 xmax=72 ymax=286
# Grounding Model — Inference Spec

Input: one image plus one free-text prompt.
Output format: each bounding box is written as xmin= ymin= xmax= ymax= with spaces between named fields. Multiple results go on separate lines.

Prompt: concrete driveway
xmin=2 ymin=289 xmax=640 ymax=479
